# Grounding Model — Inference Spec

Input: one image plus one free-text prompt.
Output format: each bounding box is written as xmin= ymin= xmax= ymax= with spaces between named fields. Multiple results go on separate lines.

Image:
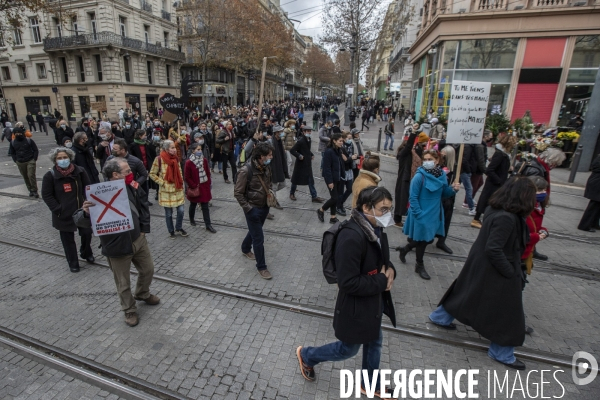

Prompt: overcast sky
xmin=280 ymin=0 xmax=325 ymax=43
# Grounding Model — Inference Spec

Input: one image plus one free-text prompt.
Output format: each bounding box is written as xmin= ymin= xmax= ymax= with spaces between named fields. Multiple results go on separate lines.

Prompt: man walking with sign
xmin=74 ymin=157 xmax=159 ymax=327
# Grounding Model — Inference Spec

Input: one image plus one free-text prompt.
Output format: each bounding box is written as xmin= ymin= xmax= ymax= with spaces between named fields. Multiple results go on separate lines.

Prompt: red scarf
xmin=160 ymin=151 xmax=183 ymax=189
xmin=57 ymin=163 xmax=75 ymax=177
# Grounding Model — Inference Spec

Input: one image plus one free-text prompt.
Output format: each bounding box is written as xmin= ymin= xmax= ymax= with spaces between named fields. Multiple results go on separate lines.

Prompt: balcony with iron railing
xmin=43 ymin=32 xmax=185 ymax=61
xmin=162 ymin=10 xmax=171 ymax=21
xmin=140 ymin=0 xmax=152 ymax=12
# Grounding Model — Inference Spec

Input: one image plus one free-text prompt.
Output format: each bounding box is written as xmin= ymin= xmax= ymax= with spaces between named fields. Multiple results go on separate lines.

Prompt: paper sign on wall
xmin=446 ymin=80 xmax=491 ymax=144
xmin=85 ymin=180 xmax=134 ymax=236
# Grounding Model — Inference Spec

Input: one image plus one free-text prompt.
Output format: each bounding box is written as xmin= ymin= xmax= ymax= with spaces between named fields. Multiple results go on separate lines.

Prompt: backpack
xmin=312 ymin=113 xmax=319 ymax=121
xmin=321 ymin=220 xmax=366 ymax=284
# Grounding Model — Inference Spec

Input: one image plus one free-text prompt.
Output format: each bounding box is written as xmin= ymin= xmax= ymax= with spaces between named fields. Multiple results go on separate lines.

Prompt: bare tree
xmin=302 ymin=46 xmax=337 ymax=98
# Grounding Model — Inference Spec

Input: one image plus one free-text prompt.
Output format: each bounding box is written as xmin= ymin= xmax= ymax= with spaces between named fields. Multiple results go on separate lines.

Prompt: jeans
xmin=338 ymin=178 xmax=353 ymax=209
xmin=222 ymin=151 xmax=237 ymax=183
xmin=460 ymin=172 xmax=474 ymax=210
xmin=384 ymin=134 xmax=394 ymax=150
xmin=212 ymin=160 xmax=223 ymax=172
xmin=189 ymin=202 xmax=211 ymax=227
xmin=290 ymin=175 xmax=318 ymax=198
xmin=242 ymin=206 xmax=270 ymax=270
xmin=429 ymin=305 xmax=515 ymax=363
xmin=320 ymin=152 xmax=325 ymax=170
xmin=301 ymin=329 xmax=383 ymax=390
xmin=59 ymin=228 xmax=92 ymax=270
xmin=164 ymin=205 xmax=184 ymax=233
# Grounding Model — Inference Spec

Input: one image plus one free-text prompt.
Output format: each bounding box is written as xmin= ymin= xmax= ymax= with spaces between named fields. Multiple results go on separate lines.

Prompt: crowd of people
xmin=1 ymin=99 xmax=599 ymax=397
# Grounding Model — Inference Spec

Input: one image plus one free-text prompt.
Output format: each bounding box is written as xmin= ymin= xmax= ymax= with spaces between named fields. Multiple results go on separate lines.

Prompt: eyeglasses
xmin=374 ymin=206 xmax=394 ymax=214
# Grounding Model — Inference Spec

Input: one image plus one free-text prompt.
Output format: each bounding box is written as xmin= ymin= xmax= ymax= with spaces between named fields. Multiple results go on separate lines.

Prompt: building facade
xmin=369 ymin=3 xmax=397 ymax=101
xmin=407 ymin=0 xmax=600 ymax=126
xmin=0 ymin=0 xmax=184 ymax=123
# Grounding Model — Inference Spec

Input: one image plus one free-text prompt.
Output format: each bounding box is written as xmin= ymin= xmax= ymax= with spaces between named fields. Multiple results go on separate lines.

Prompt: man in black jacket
xmin=296 ymin=187 xmax=396 ymax=398
xmin=36 ymin=112 xmax=47 ymax=135
xmin=74 ymin=157 xmax=159 ymax=327
xmin=108 ymin=138 xmax=150 ymax=204
xmin=26 ymin=112 xmax=37 ymax=132
xmin=122 ymin=120 xmax=136 ymax=145
xmin=460 ymin=144 xmax=477 ymax=215
xmin=10 ymin=127 xmax=39 ymax=197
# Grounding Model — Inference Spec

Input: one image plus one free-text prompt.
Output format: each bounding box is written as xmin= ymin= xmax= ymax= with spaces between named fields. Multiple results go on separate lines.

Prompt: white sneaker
xmin=462 ymin=203 xmax=469 ymax=209
xmin=468 ymin=208 xmax=477 ymax=216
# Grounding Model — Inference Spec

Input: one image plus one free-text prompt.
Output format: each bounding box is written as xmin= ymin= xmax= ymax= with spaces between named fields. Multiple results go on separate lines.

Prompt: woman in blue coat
xmin=399 ymin=149 xmax=460 ymax=279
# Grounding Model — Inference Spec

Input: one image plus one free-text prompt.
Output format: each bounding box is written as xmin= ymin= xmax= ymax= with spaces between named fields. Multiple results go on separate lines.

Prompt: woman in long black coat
xmin=578 ymin=153 xmax=600 ymax=232
xmin=428 ymin=176 xmax=536 ymax=370
xmin=289 ymin=127 xmax=323 ymax=202
xmin=393 ymin=126 xmax=423 ymax=226
xmin=42 ymin=147 xmax=93 ymax=273
xmin=471 ymin=134 xmax=516 ymax=228
xmin=72 ymin=132 xmax=100 ymax=183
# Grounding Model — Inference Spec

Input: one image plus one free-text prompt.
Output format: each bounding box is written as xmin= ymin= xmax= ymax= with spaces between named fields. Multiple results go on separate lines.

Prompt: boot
xmin=436 ymin=237 xmax=453 ymax=254
xmin=415 ymin=262 xmax=430 ymax=280
xmin=398 ymin=246 xmax=408 ymax=263
xmin=532 ymin=249 xmax=548 ymax=261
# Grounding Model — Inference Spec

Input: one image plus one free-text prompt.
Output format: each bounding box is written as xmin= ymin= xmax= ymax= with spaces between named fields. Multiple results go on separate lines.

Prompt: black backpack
xmin=321 ymin=220 xmax=366 ymax=284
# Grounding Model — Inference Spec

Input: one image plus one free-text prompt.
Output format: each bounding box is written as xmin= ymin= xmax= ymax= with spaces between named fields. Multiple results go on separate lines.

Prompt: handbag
xmin=186 ymin=185 xmax=200 ymax=198
xmin=256 ymin=173 xmax=280 ymax=208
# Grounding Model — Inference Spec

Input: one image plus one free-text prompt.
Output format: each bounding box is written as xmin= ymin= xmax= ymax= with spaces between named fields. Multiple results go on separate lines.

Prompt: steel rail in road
xmin=0 ymin=237 xmax=580 ymax=371
xmin=0 ymin=327 xmax=189 ymax=400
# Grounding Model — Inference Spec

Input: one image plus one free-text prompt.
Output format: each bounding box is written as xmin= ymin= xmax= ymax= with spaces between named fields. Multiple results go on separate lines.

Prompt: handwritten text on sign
xmin=85 ymin=180 xmax=134 ymax=236
xmin=446 ymin=81 xmax=491 ymax=144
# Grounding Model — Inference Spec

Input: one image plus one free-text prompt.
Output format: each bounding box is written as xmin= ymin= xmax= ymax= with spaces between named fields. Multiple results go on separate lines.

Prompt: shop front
xmin=125 ymin=94 xmax=141 ymax=115
xmin=24 ymin=96 xmax=52 ymax=116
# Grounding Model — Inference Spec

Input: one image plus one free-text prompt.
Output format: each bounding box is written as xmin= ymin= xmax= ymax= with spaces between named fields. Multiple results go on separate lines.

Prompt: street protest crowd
xmin=1 ymin=99 xmax=600 ymax=399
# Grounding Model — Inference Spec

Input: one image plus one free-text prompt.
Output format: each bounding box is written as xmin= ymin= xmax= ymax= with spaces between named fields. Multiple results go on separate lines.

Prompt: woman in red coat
xmin=184 ymin=142 xmax=216 ymax=233
xmin=522 ymin=176 xmax=549 ymax=265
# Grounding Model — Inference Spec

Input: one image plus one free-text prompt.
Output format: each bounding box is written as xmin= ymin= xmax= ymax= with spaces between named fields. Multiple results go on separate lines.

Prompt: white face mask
xmin=423 ymin=160 xmax=436 ymax=170
xmin=370 ymin=207 xmax=393 ymax=228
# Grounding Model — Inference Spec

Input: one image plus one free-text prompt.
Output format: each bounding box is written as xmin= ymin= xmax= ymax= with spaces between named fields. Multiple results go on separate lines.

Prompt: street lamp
xmin=255 ymin=56 xmax=277 ymax=135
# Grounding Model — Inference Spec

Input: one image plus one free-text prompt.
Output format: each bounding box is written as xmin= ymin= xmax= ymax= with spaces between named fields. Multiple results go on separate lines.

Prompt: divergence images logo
xmin=572 ymin=351 xmax=598 ymax=386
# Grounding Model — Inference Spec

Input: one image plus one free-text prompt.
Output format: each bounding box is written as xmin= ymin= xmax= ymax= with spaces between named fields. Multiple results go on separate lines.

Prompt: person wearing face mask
xmin=42 ymin=147 xmax=94 ymax=273
xmin=10 ymin=126 xmax=40 ymax=197
xmin=122 ymin=120 xmax=136 ymax=145
xmin=351 ymin=153 xmax=381 ymax=209
xmin=57 ymin=120 xmax=75 ymax=145
xmin=95 ymin=128 xmax=114 ymax=170
xmin=234 ymin=142 xmax=275 ymax=280
xmin=72 ymin=132 xmax=100 ymax=184
xmin=110 ymin=121 xmax=123 ymax=139
xmin=350 ymin=127 xmax=365 ymax=180
xmin=398 ymin=149 xmax=460 ymax=280
xmin=337 ymin=132 xmax=357 ymax=216
xmin=130 ymin=129 xmax=157 ymax=203
xmin=75 ymin=157 xmax=159 ymax=327
xmin=150 ymin=140 xmax=187 ymax=238
xmin=296 ymin=187 xmax=397 ymax=398
xmin=318 ymin=120 xmax=333 ymax=171
xmin=216 ymin=121 xmax=237 ymax=184
xmin=318 ymin=133 xmax=348 ymax=224
xmin=109 ymin=138 xmax=149 ymax=199
xmin=268 ymin=124 xmax=289 ymax=193
xmin=184 ymin=143 xmax=215 ymax=233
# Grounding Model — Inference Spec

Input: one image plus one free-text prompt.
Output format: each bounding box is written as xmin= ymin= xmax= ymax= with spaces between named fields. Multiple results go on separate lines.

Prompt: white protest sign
xmin=85 ymin=180 xmax=134 ymax=236
xmin=446 ymin=80 xmax=491 ymax=144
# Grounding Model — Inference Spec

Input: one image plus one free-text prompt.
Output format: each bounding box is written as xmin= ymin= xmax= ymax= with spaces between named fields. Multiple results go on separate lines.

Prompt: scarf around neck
xmin=424 ymin=165 xmax=443 ymax=178
xmin=160 ymin=151 xmax=183 ymax=189
xmin=57 ymin=163 xmax=75 ymax=177
xmin=189 ymin=153 xmax=208 ymax=184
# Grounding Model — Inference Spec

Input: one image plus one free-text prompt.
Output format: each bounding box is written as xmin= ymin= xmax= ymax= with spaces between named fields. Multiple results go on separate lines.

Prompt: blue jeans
xmin=429 ymin=305 xmax=515 ymax=364
xmin=301 ymin=329 xmax=383 ymax=390
xmin=242 ymin=206 xmax=270 ymax=270
xmin=290 ymin=175 xmax=318 ymax=198
xmin=384 ymin=134 xmax=394 ymax=150
xmin=164 ymin=205 xmax=184 ymax=233
xmin=460 ymin=172 xmax=474 ymax=210
xmin=320 ymin=152 xmax=325 ymax=170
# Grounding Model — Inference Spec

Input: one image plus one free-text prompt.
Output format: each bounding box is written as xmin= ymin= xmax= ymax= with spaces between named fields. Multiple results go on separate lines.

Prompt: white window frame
xmin=1 ymin=66 xmax=11 ymax=81
xmin=37 ymin=63 xmax=47 ymax=79
xmin=144 ymin=26 xmax=150 ymax=43
xmin=13 ymin=29 xmax=23 ymax=46
xmin=119 ymin=16 xmax=127 ymax=37
xmin=30 ymin=17 xmax=42 ymax=43
xmin=18 ymin=65 xmax=28 ymax=80
xmin=72 ymin=16 xmax=78 ymax=36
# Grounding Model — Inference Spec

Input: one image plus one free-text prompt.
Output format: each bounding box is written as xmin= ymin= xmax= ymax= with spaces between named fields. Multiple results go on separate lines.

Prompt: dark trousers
xmin=28 ymin=122 xmax=36 ymax=132
xmin=189 ymin=202 xmax=211 ymax=227
xmin=290 ymin=175 xmax=318 ymax=198
xmin=38 ymin=121 xmax=48 ymax=134
xmin=337 ymin=179 xmax=353 ymax=209
xmin=322 ymin=181 xmax=343 ymax=216
xmin=578 ymin=200 xmax=600 ymax=230
xmin=465 ymin=173 xmax=484 ymax=203
xmin=222 ymin=151 xmax=237 ymax=183
xmin=59 ymin=228 xmax=92 ymax=270
xmin=242 ymin=206 xmax=270 ymax=270
xmin=405 ymin=239 xmax=433 ymax=264
xmin=361 ymin=118 xmax=369 ymax=130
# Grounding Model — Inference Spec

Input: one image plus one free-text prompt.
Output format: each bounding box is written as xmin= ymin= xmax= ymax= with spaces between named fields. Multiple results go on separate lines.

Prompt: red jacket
xmin=184 ymin=158 xmax=212 ymax=203
xmin=522 ymin=205 xmax=547 ymax=260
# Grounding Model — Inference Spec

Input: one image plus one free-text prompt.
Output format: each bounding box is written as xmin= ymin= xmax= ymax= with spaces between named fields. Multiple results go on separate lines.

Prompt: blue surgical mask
xmin=346 ymin=139 xmax=352 ymax=144
xmin=125 ymin=125 xmax=131 ymax=129
xmin=264 ymin=159 xmax=271 ymax=165
xmin=57 ymin=159 xmax=70 ymax=169
xmin=280 ymin=133 xmax=285 ymax=138
xmin=423 ymin=160 xmax=435 ymax=170
xmin=536 ymin=193 xmax=547 ymax=203
xmin=305 ymin=133 xmax=311 ymax=138
xmin=153 ymin=135 xmax=160 ymax=141
xmin=194 ymin=151 xmax=202 ymax=157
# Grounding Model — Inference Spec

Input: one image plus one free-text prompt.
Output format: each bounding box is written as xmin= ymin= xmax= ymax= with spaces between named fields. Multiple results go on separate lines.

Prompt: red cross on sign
xmin=90 ymin=188 xmax=127 ymax=222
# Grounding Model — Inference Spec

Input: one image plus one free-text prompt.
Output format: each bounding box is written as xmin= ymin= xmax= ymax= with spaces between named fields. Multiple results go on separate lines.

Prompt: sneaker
xmin=29 ymin=191 xmax=34 ymax=197
xmin=468 ymin=208 xmax=477 ymax=216
xmin=125 ymin=312 xmax=139 ymax=327
xmin=243 ymin=251 xmax=256 ymax=260
xmin=329 ymin=217 xmax=339 ymax=224
xmin=311 ymin=197 xmax=325 ymax=203
xmin=462 ymin=202 xmax=469 ymax=209
xmin=169 ymin=231 xmax=176 ymax=239
xmin=177 ymin=229 xmax=188 ymax=237
xmin=289 ymin=194 xmax=297 ymax=201
xmin=336 ymin=207 xmax=347 ymax=216
xmin=296 ymin=346 xmax=316 ymax=381
xmin=316 ymin=209 xmax=324 ymax=222
xmin=33 ymin=192 xmax=39 ymax=199
xmin=266 ymin=213 xmax=275 ymax=220
xmin=470 ymin=219 xmax=482 ymax=229
xmin=134 ymin=294 xmax=160 ymax=305
xmin=190 ymin=220 xmax=197 ymax=226
xmin=258 ymin=269 xmax=272 ymax=280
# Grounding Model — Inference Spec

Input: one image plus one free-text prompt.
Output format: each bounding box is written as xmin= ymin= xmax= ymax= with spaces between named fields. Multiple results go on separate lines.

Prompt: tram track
xmin=0 ymin=237 xmax=580 ymax=372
